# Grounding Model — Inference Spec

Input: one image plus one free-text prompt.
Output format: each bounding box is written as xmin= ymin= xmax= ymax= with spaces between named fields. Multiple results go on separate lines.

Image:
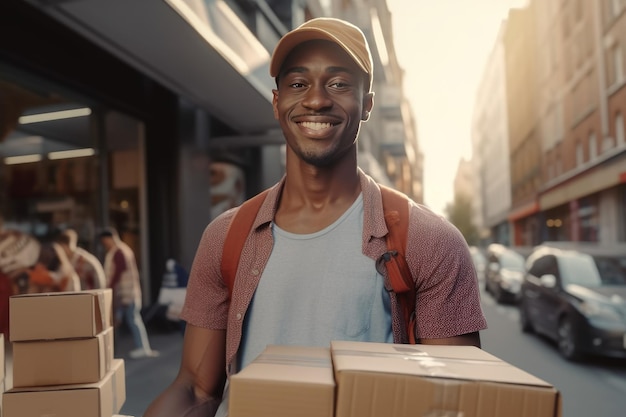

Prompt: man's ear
xmin=362 ymin=92 xmax=374 ymax=121
xmin=272 ymin=89 xmax=279 ymax=120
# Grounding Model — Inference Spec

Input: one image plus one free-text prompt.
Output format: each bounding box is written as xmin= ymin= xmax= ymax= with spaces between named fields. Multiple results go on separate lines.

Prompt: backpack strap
xmin=221 ymin=189 xmax=270 ymax=296
xmin=379 ymin=185 xmax=417 ymax=344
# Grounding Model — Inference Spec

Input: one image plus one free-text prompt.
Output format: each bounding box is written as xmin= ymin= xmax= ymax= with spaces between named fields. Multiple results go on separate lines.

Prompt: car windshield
xmin=558 ymin=253 xmax=602 ymax=286
xmin=499 ymin=251 xmax=525 ymax=269
xmin=557 ymin=253 xmax=626 ymax=286
xmin=593 ymin=256 xmax=626 ymax=285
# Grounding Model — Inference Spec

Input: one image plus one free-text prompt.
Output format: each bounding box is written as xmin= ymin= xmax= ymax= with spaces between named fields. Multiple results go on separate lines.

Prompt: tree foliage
xmin=445 ymin=193 xmax=479 ymax=246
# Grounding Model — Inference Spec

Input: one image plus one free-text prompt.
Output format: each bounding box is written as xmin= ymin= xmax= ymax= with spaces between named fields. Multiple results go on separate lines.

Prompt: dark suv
xmin=519 ymin=242 xmax=626 ymax=360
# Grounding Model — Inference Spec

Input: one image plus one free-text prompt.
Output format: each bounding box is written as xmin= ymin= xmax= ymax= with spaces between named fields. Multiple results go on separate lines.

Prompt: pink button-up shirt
xmin=180 ymin=169 xmax=487 ymax=375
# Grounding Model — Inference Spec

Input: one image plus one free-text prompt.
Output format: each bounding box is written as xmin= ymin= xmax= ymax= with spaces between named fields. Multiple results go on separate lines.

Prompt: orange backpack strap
xmin=379 ymin=185 xmax=417 ymax=344
xmin=221 ymin=189 xmax=270 ymax=296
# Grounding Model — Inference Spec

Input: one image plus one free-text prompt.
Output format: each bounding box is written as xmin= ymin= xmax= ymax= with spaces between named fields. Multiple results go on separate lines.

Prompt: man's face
xmin=272 ymin=40 xmax=374 ymax=167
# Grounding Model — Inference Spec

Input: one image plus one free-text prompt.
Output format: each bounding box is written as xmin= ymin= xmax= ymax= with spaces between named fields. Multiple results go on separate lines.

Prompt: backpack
xmin=220 ymin=185 xmax=417 ymax=344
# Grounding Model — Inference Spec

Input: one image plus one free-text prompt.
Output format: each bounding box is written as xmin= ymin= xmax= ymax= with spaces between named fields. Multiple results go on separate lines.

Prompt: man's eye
xmin=330 ymin=82 xmax=349 ymax=89
xmin=290 ymin=82 xmax=305 ymax=88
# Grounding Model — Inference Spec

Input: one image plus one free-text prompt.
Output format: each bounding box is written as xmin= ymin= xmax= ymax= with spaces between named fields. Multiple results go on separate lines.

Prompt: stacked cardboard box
xmin=2 ymin=289 xmax=126 ymax=417
xmin=230 ymin=341 xmax=562 ymax=417
xmin=230 ymin=345 xmax=335 ymax=417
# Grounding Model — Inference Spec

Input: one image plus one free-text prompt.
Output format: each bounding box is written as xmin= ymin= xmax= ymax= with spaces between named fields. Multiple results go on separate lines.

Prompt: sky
xmin=386 ymin=0 xmax=528 ymax=215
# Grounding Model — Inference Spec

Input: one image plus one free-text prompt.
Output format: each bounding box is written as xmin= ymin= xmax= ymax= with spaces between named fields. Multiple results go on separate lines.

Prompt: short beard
xmin=299 ymin=150 xmax=335 ymax=167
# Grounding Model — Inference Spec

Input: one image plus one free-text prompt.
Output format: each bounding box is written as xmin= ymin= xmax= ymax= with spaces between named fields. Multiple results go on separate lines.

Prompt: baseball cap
xmin=270 ymin=18 xmax=373 ymax=90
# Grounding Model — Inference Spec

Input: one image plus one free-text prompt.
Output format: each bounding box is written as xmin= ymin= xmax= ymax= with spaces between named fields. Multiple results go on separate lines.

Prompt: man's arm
xmin=143 ymin=324 xmax=227 ymax=417
xmin=420 ymin=331 xmax=481 ymax=348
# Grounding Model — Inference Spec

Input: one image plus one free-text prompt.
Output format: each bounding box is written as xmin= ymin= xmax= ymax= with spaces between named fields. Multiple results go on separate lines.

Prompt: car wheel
xmin=558 ymin=317 xmax=581 ymax=361
xmin=519 ymin=302 xmax=533 ymax=333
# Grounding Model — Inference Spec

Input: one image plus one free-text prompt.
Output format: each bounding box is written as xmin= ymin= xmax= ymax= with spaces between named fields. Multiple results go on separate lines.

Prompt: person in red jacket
xmin=99 ymin=227 xmax=158 ymax=359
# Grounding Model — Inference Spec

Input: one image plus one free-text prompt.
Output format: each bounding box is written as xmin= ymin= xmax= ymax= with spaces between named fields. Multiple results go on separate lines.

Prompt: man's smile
xmin=298 ymin=121 xmax=335 ymax=130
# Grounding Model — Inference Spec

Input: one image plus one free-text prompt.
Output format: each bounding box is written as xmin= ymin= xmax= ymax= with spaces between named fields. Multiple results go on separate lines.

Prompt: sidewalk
xmin=2 ymin=320 xmax=185 ymax=417
xmin=116 ymin=323 xmax=184 ymax=417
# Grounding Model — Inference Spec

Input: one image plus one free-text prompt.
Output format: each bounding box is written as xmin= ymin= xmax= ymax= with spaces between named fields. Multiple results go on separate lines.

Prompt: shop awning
xmin=539 ymin=153 xmax=626 ymax=211
xmin=25 ymin=0 xmax=279 ymax=136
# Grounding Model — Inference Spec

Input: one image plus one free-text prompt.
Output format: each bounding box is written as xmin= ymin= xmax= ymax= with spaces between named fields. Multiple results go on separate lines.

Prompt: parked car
xmin=469 ymin=246 xmax=487 ymax=284
xmin=484 ymin=243 xmax=526 ymax=304
xmin=519 ymin=242 xmax=626 ymax=361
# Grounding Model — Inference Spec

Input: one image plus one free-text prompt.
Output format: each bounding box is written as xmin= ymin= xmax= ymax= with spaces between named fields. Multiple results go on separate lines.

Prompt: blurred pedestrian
xmin=37 ymin=241 xmax=81 ymax=292
xmin=98 ymin=227 xmax=158 ymax=359
xmin=56 ymin=228 xmax=106 ymax=290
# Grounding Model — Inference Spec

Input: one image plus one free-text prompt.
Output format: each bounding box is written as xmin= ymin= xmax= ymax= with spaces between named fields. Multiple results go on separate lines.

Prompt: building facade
xmin=472 ymin=0 xmax=626 ymax=246
xmin=471 ymin=21 xmax=512 ymax=245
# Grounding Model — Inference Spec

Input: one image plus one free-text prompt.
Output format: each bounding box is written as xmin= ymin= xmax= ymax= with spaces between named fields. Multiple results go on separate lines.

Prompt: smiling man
xmin=144 ymin=18 xmax=486 ymax=417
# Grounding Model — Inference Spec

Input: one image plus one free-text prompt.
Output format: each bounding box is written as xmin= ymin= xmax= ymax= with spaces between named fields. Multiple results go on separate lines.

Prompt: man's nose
xmin=302 ymin=85 xmax=333 ymax=110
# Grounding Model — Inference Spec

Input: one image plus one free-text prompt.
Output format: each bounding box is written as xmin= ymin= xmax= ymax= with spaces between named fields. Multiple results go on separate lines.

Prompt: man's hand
xmin=143 ymin=325 xmax=226 ymax=417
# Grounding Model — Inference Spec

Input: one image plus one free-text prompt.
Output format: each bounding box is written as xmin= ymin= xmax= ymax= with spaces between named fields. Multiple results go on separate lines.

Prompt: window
xmin=602 ymin=134 xmax=614 ymax=152
xmin=589 ymin=132 xmax=597 ymax=159
xmin=558 ymin=254 xmax=601 ymax=286
xmin=576 ymin=140 xmax=584 ymax=165
xmin=613 ymin=44 xmax=624 ymax=85
xmin=528 ymin=255 xmax=557 ymax=279
xmin=616 ymin=112 xmax=625 ymax=146
xmin=594 ymin=256 xmax=626 ymax=284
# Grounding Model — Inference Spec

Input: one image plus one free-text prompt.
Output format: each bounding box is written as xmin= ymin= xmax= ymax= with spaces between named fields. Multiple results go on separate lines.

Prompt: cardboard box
xmin=230 ymin=345 xmax=335 ymax=417
xmin=331 ymin=341 xmax=561 ymax=417
xmin=9 ymin=289 xmax=112 ymax=341
xmin=2 ymin=358 xmax=125 ymax=417
xmin=12 ymin=327 xmax=114 ymax=387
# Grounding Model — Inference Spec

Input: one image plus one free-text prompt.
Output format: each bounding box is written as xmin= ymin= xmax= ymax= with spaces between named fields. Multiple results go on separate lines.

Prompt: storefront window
xmin=578 ymin=197 xmax=599 ymax=242
xmin=1 ymin=68 xmax=145 ymax=280
xmin=0 ymin=74 xmax=99 ymax=247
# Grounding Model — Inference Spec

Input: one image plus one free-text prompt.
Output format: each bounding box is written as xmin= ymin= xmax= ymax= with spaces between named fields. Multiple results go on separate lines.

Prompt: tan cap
xmin=270 ymin=18 xmax=373 ymax=90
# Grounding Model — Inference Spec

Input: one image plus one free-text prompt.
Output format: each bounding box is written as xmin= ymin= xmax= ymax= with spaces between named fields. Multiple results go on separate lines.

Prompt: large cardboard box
xmin=331 ymin=341 xmax=561 ymax=417
xmin=229 ymin=345 xmax=335 ymax=417
xmin=2 ymin=358 xmax=125 ymax=417
xmin=12 ymin=327 xmax=114 ymax=387
xmin=9 ymin=289 xmax=112 ymax=341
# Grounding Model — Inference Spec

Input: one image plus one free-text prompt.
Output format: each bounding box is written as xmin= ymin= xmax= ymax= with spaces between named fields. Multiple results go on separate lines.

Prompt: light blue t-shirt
xmin=238 ymin=193 xmax=393 ymax=370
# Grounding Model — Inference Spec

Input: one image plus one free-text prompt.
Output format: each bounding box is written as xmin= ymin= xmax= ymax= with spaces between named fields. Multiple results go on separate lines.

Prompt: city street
xmin=480 ymin=288 xmax=626 ymax=417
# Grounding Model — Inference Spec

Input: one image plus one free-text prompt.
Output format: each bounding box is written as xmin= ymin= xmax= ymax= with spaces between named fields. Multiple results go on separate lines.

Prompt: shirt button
xmin=236 ymin=313 xmax=242 ymax=320
xmin=251 ymin=269 xmax=259 ymax=276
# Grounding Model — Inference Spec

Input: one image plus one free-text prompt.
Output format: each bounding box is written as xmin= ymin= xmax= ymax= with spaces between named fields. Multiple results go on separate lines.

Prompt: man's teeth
xmin=300 ymin=121 xmax=332 ymax=130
